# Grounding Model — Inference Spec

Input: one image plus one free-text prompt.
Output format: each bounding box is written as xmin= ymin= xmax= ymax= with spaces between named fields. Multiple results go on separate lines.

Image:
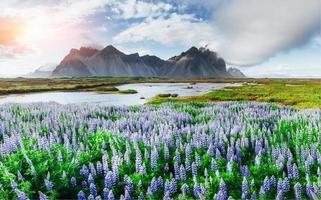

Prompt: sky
xmin=0 ymin=0 xmax=320 ymax=78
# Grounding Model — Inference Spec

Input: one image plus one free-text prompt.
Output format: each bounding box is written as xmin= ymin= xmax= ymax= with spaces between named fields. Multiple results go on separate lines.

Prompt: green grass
xmin=118 ymin=89 xmax=138 ymax=94
xmin=149 ymin=80 xmax=321 ymax=109
xmin=95 ymin=86 xmax=119 ymax=92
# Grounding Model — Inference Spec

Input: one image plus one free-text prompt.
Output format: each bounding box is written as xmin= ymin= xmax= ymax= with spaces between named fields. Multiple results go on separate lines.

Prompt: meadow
xmin=149 ymin=79 xmax=321 ymax=109
xmin=0 ymin=102 xmax=320 ymax=199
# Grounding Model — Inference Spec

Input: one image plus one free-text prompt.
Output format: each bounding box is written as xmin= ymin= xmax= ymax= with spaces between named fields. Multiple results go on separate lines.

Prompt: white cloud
xmin=111 ymin=0 xmax=172 ymax=19
xmin=114 ymin=13 xmax=220 ymax=48
xmin=114 ymin=0 xmax=320 ymax=66
xmin=213 ymin=0 xmax=320 ymax=65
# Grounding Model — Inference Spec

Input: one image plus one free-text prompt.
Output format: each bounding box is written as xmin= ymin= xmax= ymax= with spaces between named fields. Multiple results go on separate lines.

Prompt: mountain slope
xmin=52 ymin=45 xmax=245 ymax=78
xmin=227 ymin=67 xmax=246 ymax=78
xmin=166 ymin=47 xmax=230 ymax=78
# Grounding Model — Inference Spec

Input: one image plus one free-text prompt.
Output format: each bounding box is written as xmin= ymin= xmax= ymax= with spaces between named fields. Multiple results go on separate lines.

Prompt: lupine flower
xmin=80 ymin=165 xmax=89 ymax=178
xmin=294 ymin=182 xmax=301 ymax=200
xmin=17 ymin=171 xmax=24 ymax=181
xmin=103 ymin=188 xmax=109 ymax=200
xmin=241 ymin=177 xmax=248 ymax=199
xmin=39 ymin=192 xmax=48 ymax=200
xmin=192 ymin=162 xmax=198 ymax=177
xmin=88 ymin=173 xmax=95 ymax=185
xmin=16 ymin=190 xmax=29 ymax=200
xmin=180 ymin=165 xmax=186 ymax=181
xmin=96 ymin=161 xmax=103 ymax=175
xmin=71 ymin=177 xmax=77 ymax=187
xmin=292 ymin=164 xmax=299 ymax=180
xmin=181 ymin=183 xmax=189 ymax=196
xmin=150 ymin=177 xmax=158 ymax=194
xmin=211 ymin=159 xmax=217 ymax=172
xmin=90 ymin=183 xmax=97 ymax=196
xmin=105 ymin=171 xmax=114 ymax=189
xmin=88 ymin=194 xmax=95 ymax=200
xmin=44 ymin=179 xmax=53 ymax=191
xmin=107 ymin=190 xmax=115 ymax=200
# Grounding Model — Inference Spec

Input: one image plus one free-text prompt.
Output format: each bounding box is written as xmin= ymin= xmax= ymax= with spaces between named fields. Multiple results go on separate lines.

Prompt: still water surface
xmin=0 ymin=83 xmax=239 ymax=106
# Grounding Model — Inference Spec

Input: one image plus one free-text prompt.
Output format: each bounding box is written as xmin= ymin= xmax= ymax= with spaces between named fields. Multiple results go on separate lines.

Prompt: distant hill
xmin=51 ymin=45 xmax=245 ymax=78
xmin=227 ymin=67 xmax=246 ymax=78
xmin=25 ymin=65 xmax=56 ymax=78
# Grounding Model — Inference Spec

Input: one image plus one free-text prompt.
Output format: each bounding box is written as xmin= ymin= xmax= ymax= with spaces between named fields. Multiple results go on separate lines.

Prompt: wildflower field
xmin=0 ymin=102 xmax=320 ymax=200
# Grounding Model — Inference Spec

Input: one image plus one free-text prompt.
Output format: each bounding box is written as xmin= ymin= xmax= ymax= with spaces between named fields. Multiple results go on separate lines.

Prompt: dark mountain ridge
xmin=52 ymin=45 xmax=244 ymax=78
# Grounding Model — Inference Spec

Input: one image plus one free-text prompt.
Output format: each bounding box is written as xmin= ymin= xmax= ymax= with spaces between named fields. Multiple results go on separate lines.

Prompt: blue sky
xmin=0 ymin=0 xmax=320 ymax=77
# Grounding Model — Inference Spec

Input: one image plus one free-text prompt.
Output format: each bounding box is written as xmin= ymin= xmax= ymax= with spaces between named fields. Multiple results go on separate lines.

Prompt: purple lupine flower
xmin=164 ymin=144 xmax=169 ymax=160
xmin=174 ymin=162 xmax=180 ymax=180
xmin=282 ymin=178 xmax=290 ymax=193
xmin=107 ymin=190 xmax=115 ymax=200
xmin=17 ymin=171 xmax=24 ymax=181
xmin=71 ymin=177 xmax=77 ymax=187
xmin=180 ymin=165 xmax=186 ymax=181
xmin=96 ymin=161 xmax=103 ymax=175
xmin=105 ymin=171 xmax=114 ymax=189
xmin=81 ymin=181 xmax=88 ymax=188
xmin=192 ymin=162 xmax=198 ymax=177
xmin=124 ymin=189 xmax=131 ymax=200
xmin=287 ymin=163 xmax=292 ymax=179
xmin=39 ymin=191 xmax=48 ymax=200
xmin=95 ymin=195 xmax=102 ymax=200
xmin=171 ymin=179 xmax=177 ymax=194
xmin=157 ymin=176 xmax=164 ymax=189
xmin=193 ymin=181 xmax=201 ymax=198
xmin=226 ymin=160 xmax=233 ymax=173
xmin=163 ymin=191 xmax=171 ymax=200
xmin=242 ymin=165 xmax=251 ymax=178
xmin=150 ymin=177 xmax=158 ymax=194
xmin=151 ymin=148 xmax=158 ymax=170
xmin=80 ymin=165 xmax=89 ymax=178
xmin=88 ymin=173 xmax=95 ymax=185
xmin=174 ymin=149 xmax=181 ymax=164
xmin=275 ymin=191 xmax=283 ymax=200
xmin=164 ymin=179 xmax=171 ymax=194
xmin=263 ymin=176 xmax=270 ymax=192
xmin=88 ymin=194 xmax=95 ymax=200
xmin=44 ymin=179 xmax=53 ymax=191
xmin=294 ymin=182 xmax=301 ymax=200
xmin=219 ymin=178 xmax=227 ymax=199
xmin=269 ymin=175 xmax=276 ymax=188
xmin=185 ymin=156 xmax=191 ymax=171
xmin=292 ymin=164 xmax=299 ymax=180
xmin=195 ymin=152 xmax=200 ymax=167
xmin=306 ymin=181 xmax=314 ymax=198
xmin=211 ymin=159 xmax=217 ymax=172
xmin=216 ymin=149 xmax=222 ymax=160
xmin=259 ymin=186 xmax=265 ymax=197
xmin=11 ymin=181 xmax=18 ymax=190
xmin=124 ymin=176 xmax=133 ymax=195
xmin=103 ymin=188 xmax=109 ymax=200
xmin=16 ymin=190 xmax=29 ymax=200
xmin=277 ymin=178 xmax=283 ymax=194
xmin=241 ymin=177 xmax=248 ymax=199
xmin=181 ymin=183 xmax=189 ymax=196
xmin=90 ymin=183 xmax=97 ymax=196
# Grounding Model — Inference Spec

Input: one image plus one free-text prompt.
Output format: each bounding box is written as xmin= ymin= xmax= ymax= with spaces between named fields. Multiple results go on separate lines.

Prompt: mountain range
xmin=48 ymin=45 xmax=245 ymax=78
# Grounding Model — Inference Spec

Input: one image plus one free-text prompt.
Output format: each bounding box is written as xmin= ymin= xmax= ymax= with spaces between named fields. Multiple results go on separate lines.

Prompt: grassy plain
xmin=149 ymin=79 xmax=321 ymax=109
